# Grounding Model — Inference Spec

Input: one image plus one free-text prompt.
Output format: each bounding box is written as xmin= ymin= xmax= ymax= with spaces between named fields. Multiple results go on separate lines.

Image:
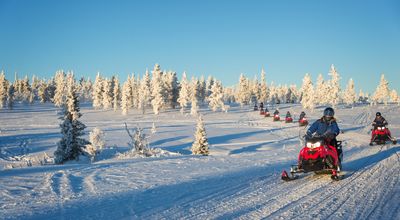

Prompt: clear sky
xmin=0 ymin=0 xmax=399 ymax=93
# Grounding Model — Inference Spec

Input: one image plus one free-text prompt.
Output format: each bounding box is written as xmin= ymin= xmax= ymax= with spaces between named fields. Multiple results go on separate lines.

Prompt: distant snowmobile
xmin=282 ymin=134 xmax=342 ymax=181
xmin=273 ymin=110 xmax=280 ymax=121
xmin=298 ymin=111 xmax=308 ymax=126
xmin=285 ymin=111 xmax=293 ymax=123
xmin=298 ymin=117 xmax=308 ymax=126
xmin=370 ymin=124 xmax=397 ymax=145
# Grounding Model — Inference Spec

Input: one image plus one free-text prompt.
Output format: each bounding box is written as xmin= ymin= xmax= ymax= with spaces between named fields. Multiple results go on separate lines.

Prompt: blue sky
xmin=0 ymin=0 xmax=399 ymax=93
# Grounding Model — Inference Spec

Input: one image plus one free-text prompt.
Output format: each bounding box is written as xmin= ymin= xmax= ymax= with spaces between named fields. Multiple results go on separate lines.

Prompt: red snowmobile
xmin=299 ymin=117 xmax=309 ymax=126
xmin=273 ymin=114 xmax=280 ymax=121
xmin=282 ymin=135 xmax=342 ymax=181
xmin=285 ymin=116 xmax=293 ymax=123
xmin=370 ymin=125 xmax=397 ymax=145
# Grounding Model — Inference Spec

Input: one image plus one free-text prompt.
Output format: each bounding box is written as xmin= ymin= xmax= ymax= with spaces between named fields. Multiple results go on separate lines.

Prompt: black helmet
xmin=323 ymin=107 xmax=334 ymax=117
xmin=376 ymin=112 xmax=381 ymax=116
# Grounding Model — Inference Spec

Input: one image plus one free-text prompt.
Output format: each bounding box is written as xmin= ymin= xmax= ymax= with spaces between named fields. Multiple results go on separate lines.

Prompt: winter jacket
xmin=286 ymin=112 xmax=292 ymax=118
xmin=299 ymin=112 xmax=306 ymax=119
xmin=306 ymin=117 xmax=340 ymax=139
xmin=273 ymin=110 xmax=279 ymax=115
xmin=373 ymin=116 xmax=388 ymax=127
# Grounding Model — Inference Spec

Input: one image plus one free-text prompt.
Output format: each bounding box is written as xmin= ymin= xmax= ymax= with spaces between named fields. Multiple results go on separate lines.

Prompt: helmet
xmin=323 ymin=107 xmax=335 ymax=117
xmin=376 ymin=112 xmax=381 ymax=116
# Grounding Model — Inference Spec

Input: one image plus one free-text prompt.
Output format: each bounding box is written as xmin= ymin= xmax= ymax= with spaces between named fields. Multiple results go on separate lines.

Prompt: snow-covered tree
xmin=236 ymin=74 xmax=251 ymax=107
xmin=112 ymin=77 xmax=120 ymax=111
xmin=124 ymin=123 xmax=149 ymax=154
xmin=151 ymin=64 xmax=165 ymax=115
xmin=164 ymin=71 xmax=179 ymax=109
xmin=54 ymin=73 xmax=89 ymax=164
xmin=85 ymin=127 xmax=105 ymax=161
xmin=199 ymin=76 xmax=206 ymax=104
xmin=129 ymin=74 xmax=140 ymax=109
xmin=300 ymin=73 xmax=315 ymax=110
xmin=0 ymin=71 xmax=7 ymax=109
xmin=260 ymin=68 xmax=268 ymax=103
xmin=390 ymin=89 xmax=399 ymax=105
xmin=102 ymin=78 xmax=113 ymax=109
xmin=343 ymin=78 xmax=357 ymax=106
xmin=208 ymin=80 xmax=225 ymax=112
xmin=92 ymin=73 xmax=103 ymax=109
xmin=314 ymin=74 xmax=327 ymax=105
xmin=138 ymin=70 xmax=151 ymax=114
xmin=38 ymin=80 xmax=49 ymax=103
xmin=190 ymin=78 xmax=201 ymax=115
xmin=251 ymin=75 xmax=261 ymax=103
xmin=327 ymin=64 xmax=341 ymax=107
xmin=7 ymin=84 xmax=15 ymax=109
xmin=53 ymin=71 xmax=66 ymax=107
xmin=177 ymin=72 xmax=190 ymax=114
xmin=191 ymin=115 xmax=209 ymax=155
xmin=121 ymin=78 xmax=131 ymax=115
xmin=372 ymin=74 xmax=390 ymax=105
xmin=206 ymin=76 xmax=214 ymax=98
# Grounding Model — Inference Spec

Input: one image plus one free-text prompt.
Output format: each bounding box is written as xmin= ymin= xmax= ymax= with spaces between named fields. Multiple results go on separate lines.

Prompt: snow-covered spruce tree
xmin=191 ymin=115 xmax=209 ymax=156
xmin=190 ymin=77 xmax=201 ymax=115
xmin=236 ymin=74 xmax=251 ymax=107
xmin=289 ymin=84 xmax=299 ymax=103
xmin=151 ymin=64 xmax=165 ymax=115
xmin=251 ymin=75 xmax=261 ymax=103
xmin=208 ymin=80 xmax=225 ymax=112
xmin=54 ymin=73 xmax=89 ymax=164
xmin=0 ymin=71 xmax=7 ymax=109
xmin=177 ymin=72 xmax=190 ymax=114
xmin=314 ymin=74 xmax=326 ymax=105
xmin=129 ymin=74 xmax=139 ymax=109
xmin=138 ymin=70 xmax=151 ymax=114
xmin=92 ymin=72 xmax=103 ymax=109
xmin=372 ymin=74 xmax=390 ymax=105
xmin=327 ymin=64 xmax=341 ymax=108
xmin=7 ymin=83 xmax=15 ymax=110
xmin=199 ymin=76 xmax=206 ymax=104
xmin=112 ymin=77 xmax=120 ymax=112
xmin=53 ymin=70 xmax=66 ymax=107
xmin=300 ymin=73 xmax=315 ymax=110
xmin=121 ymin=78 xmax=131 ymax=115
xmin=38 ymin=80 xmax=48 ymax=103
xmin=390 ymin=89 xmax=399 ymax=105
xmin=268 ymin=82 xmax=278 ymax=104
xmin=102 ymin=78 xmax=113 ymax=109
xmin=343 ymin=78 xmax=356 ymax=107
xmin=164 ymin=71 xmax=179 ymax=109
xmin=84 ymin=127 xmax=105 ymax=161
xmin=260 ymin=68 xmax=268 ymax=104
xmin=206 ymin=76 xmax=214 ymax=98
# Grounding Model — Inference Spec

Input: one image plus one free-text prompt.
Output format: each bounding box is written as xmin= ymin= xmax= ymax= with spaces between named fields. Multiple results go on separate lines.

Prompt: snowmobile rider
xmin=370 ymin=112 xmax=393 ymax=144
xmin=306 ymin=107 xmax=341 ymax=160
xmin=273 ymin=109 xmax=279 ymax=115
xmin=286 ymin=111 xmax=292 ymax=118
xmin=299 ymin=111 xmax=306 ymax=120
xmin=260 ymin=102 xmax=264 ymax=110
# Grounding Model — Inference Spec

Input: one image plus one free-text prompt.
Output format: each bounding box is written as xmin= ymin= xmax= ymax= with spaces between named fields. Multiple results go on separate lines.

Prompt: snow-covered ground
xmin=1 ymin=103 xmax=399 ymax=219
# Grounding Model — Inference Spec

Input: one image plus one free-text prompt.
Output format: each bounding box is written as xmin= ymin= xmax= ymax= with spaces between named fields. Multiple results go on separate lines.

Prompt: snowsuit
xmin=299 ymin=112 xmax=306 ymax=120
xmin=306 ymin=117 xmax=341 ymax=161
xmin=273 ymin=110 xmax=279 ymax=115
xmin=260 ymin=102 xmax=264 ymax=109
xmin=371 ymin=116 xmax=392 ymax=141
xmin=286 ymin=112 xmax=292 ymax=118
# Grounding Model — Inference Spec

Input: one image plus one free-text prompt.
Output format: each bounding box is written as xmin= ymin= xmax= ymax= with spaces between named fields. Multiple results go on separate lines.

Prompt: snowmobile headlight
xmin=314 ymin=142 xmax=321 ymax=148
xmin=380 ymin=127 xmax=385 ymax=130
xmin=306 ymin=142 xmax=312 ymax=148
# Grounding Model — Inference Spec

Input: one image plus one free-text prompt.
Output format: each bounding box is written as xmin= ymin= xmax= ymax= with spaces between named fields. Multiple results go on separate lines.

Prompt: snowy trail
xmin=1 ymin=104 xmax=400 ymax=219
